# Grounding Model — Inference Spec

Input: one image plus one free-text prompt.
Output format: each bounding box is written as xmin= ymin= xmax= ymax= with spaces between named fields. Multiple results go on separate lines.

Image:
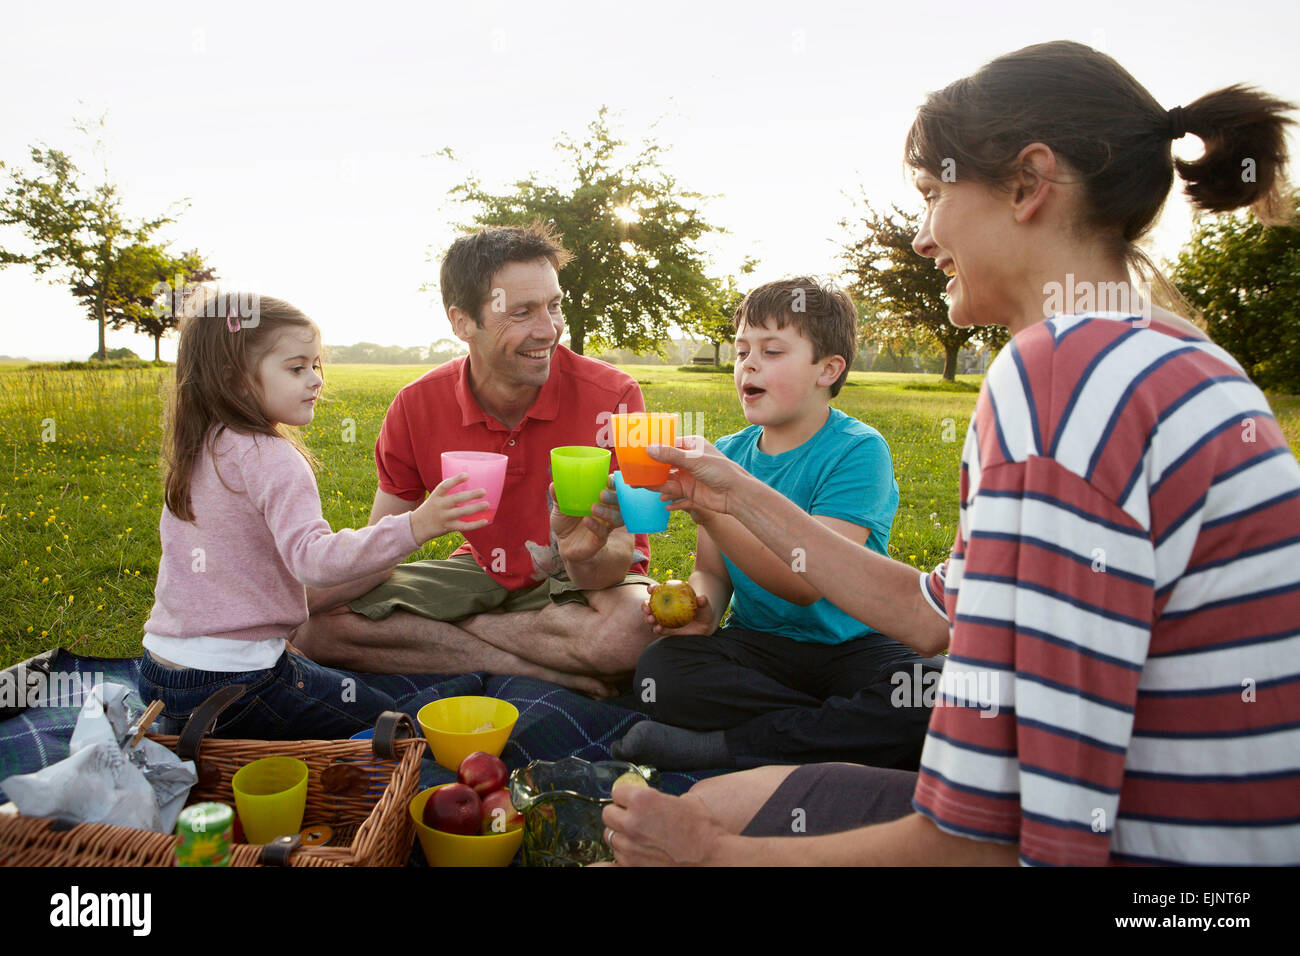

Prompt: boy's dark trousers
xmin=632 ymin=626 xmax=946 ymax=770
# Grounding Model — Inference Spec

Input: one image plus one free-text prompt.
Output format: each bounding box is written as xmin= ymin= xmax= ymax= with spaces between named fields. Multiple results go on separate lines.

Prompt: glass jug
xmin=508 ymin=756 xmax=658 ymax=867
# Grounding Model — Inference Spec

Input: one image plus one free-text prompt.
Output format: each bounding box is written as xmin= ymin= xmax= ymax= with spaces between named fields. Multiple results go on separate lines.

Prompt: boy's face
xmin=733 ymin=317 xmax=832 ymax=427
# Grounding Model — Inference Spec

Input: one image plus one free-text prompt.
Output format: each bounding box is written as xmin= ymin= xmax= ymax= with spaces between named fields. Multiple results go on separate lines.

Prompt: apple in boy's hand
xmin=650 ymin=580 xmax=698 ymax=629
xmin=480 ymin=788 xmax=524 ymax=834
xmin=458 ymin=752 xmax=508 ymax=795
xmin=424 ymin=784 xmax=482 ymax=835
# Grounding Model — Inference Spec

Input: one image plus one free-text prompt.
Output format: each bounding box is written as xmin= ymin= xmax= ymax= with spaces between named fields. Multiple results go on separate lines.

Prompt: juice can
xmin=175 ymin=801 xmax=234 ymax=867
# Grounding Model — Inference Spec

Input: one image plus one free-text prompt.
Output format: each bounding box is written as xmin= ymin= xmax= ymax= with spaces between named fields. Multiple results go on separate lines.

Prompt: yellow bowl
xmin=409 ymin=786 xmax=523 ymax=867
xmin=416 ymin=696 xmax=519 ymax=771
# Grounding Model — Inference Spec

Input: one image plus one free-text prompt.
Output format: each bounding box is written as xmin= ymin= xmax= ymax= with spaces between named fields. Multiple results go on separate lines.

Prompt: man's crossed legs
xmin=290 ymin=555 xmax=655 ymax=698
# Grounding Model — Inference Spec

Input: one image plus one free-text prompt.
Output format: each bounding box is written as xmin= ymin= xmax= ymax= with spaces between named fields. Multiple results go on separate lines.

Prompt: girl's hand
xmin=642 ymin=582 xmax=716 ymax=637
xmin=409 ymin=473 xmax=491 ymax=544
xmin=647 ymin=436 xmax=744 ymax=517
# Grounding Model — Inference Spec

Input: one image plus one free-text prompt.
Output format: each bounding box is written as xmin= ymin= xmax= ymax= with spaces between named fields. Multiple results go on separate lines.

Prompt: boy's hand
xmin=647 ymin=437 xmax=744 ymax=517
xmin=549 ymin=480 xmax=623 ymax=564
xmin=409 ymin=473 xmax=491 ymax=544
xmin=642 ymin=582 xmax=716 ymax=637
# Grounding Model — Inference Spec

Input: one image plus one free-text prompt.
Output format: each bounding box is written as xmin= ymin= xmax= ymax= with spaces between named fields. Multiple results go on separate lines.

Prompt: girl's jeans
xmin=138 ymin=649 xmax=398 ymax=740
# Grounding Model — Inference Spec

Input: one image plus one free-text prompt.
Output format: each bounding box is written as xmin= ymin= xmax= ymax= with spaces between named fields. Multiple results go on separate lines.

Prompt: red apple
xmin=424 ymin=784 xmax=482 ymax=836
xmin=480 ymin=788 xmax=524 ymax=834
xmin=458 ymin=751 xmax=508 ymax=795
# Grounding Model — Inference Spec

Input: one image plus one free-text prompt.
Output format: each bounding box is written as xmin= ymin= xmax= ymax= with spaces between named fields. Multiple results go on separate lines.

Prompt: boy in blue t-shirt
xmin=613 ymin=277 xmax=944 ymax=770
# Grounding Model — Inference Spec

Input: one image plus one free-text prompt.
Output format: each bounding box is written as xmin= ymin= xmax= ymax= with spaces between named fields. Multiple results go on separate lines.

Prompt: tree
xmin=0 ymin=143 xmax=183 ymax=360
xmin=428 ymin=337 xmax=468 ymax=365
xmin=683 ymin=256 xmax=757 ymax=365
xmin=1170 ymin=203 xmax=1300 ymax=393
xmin=441 ymin=108 xmax=722 ymax=355
xmin=840 ymin=198 xmax=1006 ymax=380
xmin=87 ymin=245 xmax=216 ymax=361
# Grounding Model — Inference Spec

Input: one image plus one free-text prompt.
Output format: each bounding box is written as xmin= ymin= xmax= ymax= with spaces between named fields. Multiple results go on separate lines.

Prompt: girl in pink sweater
xmin=138 ymin=292 xmax=489 ymax=739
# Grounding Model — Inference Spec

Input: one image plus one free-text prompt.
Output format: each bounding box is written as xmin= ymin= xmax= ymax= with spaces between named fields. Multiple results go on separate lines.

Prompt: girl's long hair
xmin=162 ymin=290 xmax=321 ymax=522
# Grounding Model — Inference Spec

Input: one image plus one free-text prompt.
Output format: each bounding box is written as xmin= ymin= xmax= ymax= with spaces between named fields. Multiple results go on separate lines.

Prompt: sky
xmin=2 ymin=0 xmax=1299 ymax=361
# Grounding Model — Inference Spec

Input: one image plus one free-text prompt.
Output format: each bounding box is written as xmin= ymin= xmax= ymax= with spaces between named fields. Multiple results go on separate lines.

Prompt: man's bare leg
xmin=462 ymin=583 xmax=654 ymax=677
xmin=295 ymin=583 xmax=654 ymax=682
xmin=290 ymin=605 xmax=617 ymax=698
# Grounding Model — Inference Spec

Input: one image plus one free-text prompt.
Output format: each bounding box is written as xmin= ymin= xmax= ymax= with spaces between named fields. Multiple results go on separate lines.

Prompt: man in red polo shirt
xmin=291 ymin=224 xmax=656 ymax=694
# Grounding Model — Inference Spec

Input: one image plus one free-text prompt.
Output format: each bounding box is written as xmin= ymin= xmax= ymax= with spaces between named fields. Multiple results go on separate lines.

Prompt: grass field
xmin=2 ymin=361 xmax=1298 ymax=669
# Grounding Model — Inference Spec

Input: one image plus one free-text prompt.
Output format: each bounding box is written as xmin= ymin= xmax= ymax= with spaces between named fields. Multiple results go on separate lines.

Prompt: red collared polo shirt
xmin=373 ymin=345 xmax=651 ymax=590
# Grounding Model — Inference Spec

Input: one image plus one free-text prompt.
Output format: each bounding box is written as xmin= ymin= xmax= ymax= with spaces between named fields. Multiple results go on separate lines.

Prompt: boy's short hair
xmin=733 ymin=277 xmax=858 ymax=397
xmin=440 ymin=221 xmax=574 ymax=326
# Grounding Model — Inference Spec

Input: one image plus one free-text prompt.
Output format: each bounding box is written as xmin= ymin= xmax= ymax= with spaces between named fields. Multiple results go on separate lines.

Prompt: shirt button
xmin=508 ymin=440 xmax=516 ymax=446
xmin=297 ymin=682 xmax=304 ymax=689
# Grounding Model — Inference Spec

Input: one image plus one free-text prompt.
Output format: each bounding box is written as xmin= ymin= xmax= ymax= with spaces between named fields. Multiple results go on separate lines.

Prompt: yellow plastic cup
xmin=409 ymin=786 xmax=523 ymax=867
xmin=416 ymin=696 xmax=519 ymax=771
xmin=231 ymin=756 xmax=309 ymax=845
xmin=611 ymin=413 xmax=677 ymax=487
xmin=550 ymin=446 xmax=612 ymax=517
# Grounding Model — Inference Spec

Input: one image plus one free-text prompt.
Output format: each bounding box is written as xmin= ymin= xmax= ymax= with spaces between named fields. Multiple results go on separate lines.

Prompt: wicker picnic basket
xmin=0 ymin=685 xmax=426 ymax=867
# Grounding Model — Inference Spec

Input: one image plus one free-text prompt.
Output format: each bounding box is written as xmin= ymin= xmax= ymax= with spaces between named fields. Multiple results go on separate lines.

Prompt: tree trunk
xmin=713 ymin=340 xmax=720 ymax=365
xmin=569 ymin=324 xmax=585 ymax=356
xmin=153 ymin=334 xmax=161 ymax=362
xmin=942 ymin=342 xmax=960 ymax=381
xmin=97 ymin=301 xmax=107 ymax=361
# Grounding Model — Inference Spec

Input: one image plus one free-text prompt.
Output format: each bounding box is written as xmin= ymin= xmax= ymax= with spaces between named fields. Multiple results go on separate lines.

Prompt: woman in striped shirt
xmin=599 ymin=40 xmax=1300 ymax=866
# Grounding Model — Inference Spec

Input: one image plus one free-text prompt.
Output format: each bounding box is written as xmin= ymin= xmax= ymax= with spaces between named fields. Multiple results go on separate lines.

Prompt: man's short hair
xmin=733 ymin=277 xmax=858 ymax=397
xmin=440 ymin=221 xmax=574 ymax=325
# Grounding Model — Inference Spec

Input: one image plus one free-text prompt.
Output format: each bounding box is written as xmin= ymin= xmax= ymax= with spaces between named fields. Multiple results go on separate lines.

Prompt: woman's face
xmin=911 ymin=169 xmax=1021 ymax=329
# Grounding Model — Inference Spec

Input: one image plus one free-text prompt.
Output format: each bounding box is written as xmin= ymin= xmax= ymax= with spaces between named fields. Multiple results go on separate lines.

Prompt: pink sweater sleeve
xmin=238 ymin=434 xmax=420 ymax=589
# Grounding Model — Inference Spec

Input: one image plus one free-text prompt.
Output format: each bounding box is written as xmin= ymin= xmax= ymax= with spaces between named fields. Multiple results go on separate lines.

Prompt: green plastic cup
xmin=551 ymin=446 xmax=612 ymax=517
xmin=231 ymin=756 xmax=309 ymax=845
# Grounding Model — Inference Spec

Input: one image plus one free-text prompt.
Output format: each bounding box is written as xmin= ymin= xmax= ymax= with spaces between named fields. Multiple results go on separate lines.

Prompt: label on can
xmin=175 ymin=802 xmax=234 ymax=867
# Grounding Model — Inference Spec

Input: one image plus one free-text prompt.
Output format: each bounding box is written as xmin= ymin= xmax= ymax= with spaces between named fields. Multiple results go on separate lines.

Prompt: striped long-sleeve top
xmin=912 ymin=312 xmax=1300 ymax=866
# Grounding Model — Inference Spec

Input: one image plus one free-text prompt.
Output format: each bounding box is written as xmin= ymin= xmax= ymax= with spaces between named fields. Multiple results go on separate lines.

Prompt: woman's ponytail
xmin=1174 ymin=84 xmax=1296 ymax=224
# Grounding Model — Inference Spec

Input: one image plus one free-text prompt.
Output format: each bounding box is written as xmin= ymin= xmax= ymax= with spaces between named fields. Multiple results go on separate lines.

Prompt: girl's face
xmin=254 ymin=326 xmax=323 ymax=426
xmin=911 ymin=170 xmax=1022 ymax=329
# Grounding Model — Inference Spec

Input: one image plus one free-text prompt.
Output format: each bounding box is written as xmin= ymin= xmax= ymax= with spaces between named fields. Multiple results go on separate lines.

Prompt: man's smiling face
xmin=460 ymin=258 xmax=565 ymax=392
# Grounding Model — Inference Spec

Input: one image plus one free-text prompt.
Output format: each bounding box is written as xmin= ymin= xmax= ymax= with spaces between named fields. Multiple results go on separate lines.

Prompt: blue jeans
xmin=138 ymin=649 xmax=399 ymax=741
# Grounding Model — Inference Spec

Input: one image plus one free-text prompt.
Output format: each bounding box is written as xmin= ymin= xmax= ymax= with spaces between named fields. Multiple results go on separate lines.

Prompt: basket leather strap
xmin=259 ymin=832 xmax=302 ymax=866
xmin=371 ymin=711 xmax=416 ymax=760
xmin=175 ymin=684 xmax=247 ymax=761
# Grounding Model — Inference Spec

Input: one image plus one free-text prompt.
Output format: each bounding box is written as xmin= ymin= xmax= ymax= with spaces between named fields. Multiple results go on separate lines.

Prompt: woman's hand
xmin=408 ymin=473 xmax=490 ymax=544
xmin=648 ymin=436 xmax=747 ymax=517
xmin=599 ymin=784 xmax=732 ymax=866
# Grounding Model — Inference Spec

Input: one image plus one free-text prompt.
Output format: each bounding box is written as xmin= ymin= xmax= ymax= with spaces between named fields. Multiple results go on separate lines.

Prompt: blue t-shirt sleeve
xmin=809 ymin=433 xmax=898 ymax=540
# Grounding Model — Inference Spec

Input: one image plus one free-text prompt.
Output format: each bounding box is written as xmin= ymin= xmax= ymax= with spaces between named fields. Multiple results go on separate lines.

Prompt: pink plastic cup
xmin=440 ymin=451 xmax=508 ymax=524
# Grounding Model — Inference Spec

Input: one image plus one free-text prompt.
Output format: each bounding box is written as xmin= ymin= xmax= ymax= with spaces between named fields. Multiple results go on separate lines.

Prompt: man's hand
xmin=548 ymin=480 xmax=624 ymax=565
xmin=599 ymin=783 xmax=731 ymax=866
xmin=648 ymin=436 xmax=748 ymax=518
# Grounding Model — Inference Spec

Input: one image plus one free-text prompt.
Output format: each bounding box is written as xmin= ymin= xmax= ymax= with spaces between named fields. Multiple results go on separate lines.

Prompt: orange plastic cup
xmin=611 ymin=413 xmax=677 ymax=487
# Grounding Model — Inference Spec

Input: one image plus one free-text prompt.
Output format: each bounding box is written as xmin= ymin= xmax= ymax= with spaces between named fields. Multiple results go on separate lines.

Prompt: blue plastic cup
xmin=612 ymin=471 xmax=671 ymax=533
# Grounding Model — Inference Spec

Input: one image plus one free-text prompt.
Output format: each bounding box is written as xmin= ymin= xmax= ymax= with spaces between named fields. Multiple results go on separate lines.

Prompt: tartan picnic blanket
xmin=0 ymin=649 xmax=729 ymax=802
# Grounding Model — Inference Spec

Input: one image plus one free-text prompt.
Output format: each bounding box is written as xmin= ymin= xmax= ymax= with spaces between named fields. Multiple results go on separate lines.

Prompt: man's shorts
xmin=347 ymin=553 xmax=656 ymax=624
